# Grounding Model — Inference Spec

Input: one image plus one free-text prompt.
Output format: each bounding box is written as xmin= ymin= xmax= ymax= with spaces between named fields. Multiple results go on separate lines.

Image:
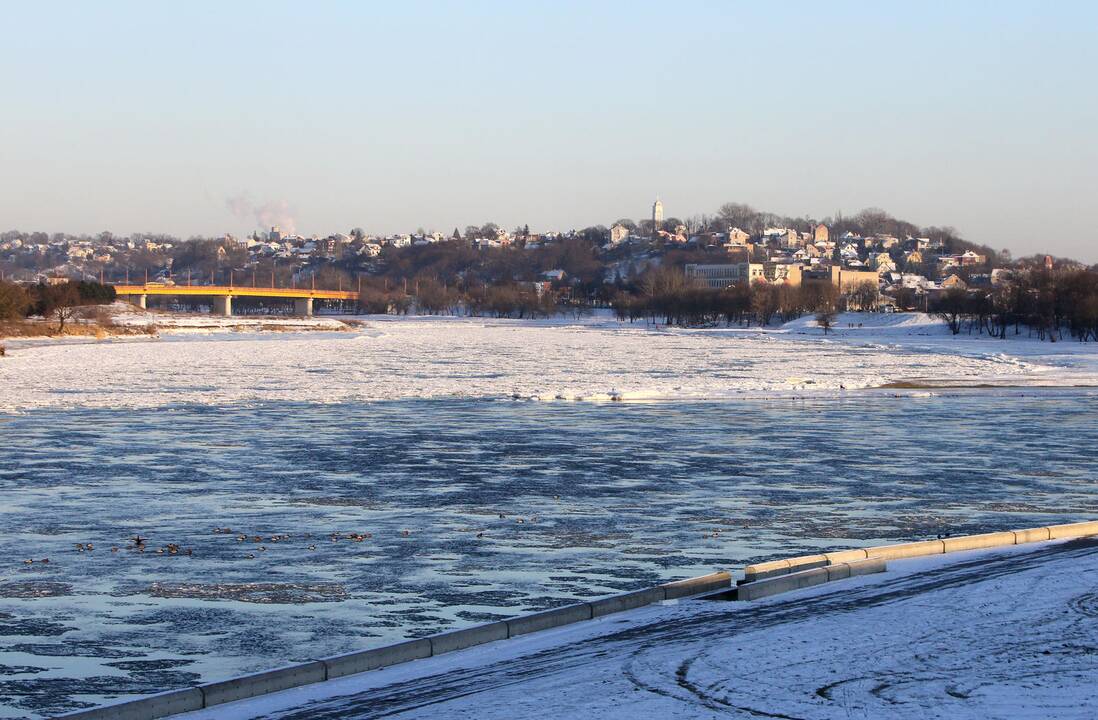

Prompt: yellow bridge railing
xmin=111 ymin=284 xmax=360 ymax=301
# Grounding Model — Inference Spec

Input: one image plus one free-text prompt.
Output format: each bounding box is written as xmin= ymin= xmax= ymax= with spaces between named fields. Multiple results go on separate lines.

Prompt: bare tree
xmin=816 ymin=307 xmax=837 ymax=334
xmin=847 ymin=281 xmax=880 ymax=312
xmin=41 ymin=283 xmax=82 ymax=333
xmin=750 ymin=282 xmax=780 ymax=326
xmin=716 ymin=203 xmax=761 ymax=234
xmin=935 ymin=288 xmax=968 ymax=335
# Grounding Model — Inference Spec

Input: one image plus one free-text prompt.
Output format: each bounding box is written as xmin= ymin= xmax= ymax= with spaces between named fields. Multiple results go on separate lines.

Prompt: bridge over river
xmin=112 ymin=284 xmax=360 ymax=316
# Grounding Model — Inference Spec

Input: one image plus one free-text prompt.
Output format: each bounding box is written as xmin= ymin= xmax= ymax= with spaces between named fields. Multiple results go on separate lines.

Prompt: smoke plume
xmin=225 ymin=194 xmax=297 ymax=235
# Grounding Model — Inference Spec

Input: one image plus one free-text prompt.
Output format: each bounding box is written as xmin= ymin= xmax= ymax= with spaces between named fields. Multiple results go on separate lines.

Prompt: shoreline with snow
xmin=172 ymin=537 xmax=1098 ymax=720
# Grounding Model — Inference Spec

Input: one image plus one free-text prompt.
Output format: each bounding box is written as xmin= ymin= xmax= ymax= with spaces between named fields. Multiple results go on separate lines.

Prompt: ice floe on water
xmin=2 ymin=312 xmax=1096 ymax=413
xmin=3 ymin=394 xmax=1097 ymax=717
xmin=2 ymin=312 xmax=1097 ymax=717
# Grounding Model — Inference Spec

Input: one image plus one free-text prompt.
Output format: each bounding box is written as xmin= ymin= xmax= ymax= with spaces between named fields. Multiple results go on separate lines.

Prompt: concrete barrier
xmin=429 ymin=622 xmax=509 ymax=656
xmin=53 ymin=688 xmax=204 ymax=720
xmin=942 ymin=531 xmax=1017 ymax=553
xmin=737 ymin=570 xmax=802 ymax=601
xmin=506 ymin=603 xmax=593 ymax=637
xmin=824 ymin=548 xmax=868 ymax=565
xmin=199 ymin=661 xmax=327 ymax=708
xmin=590 ymin=587 xmax=666 ymax=618
xmin=742 ymin=559 xmax=790 ymax=581
xmin=794 ymin=567 xmax=828 ymax=590
xmin=788 ymin=554 xmax=829 ymax=574
xmin=322 ymin=638 xmax=432 ymax=680
xmin=661 ymin=571 xmax=732 ymax=599
xmin=1047 ymin=521 xmax=1098 ymax=540
xmin=847 ymin=558 xmax=887 ymax=577
xmin=740 ymin=520 xmax=1097 ymax=591
xmin=744 ymin=555 xmax=828 ymax=582
xmin=865 ymin=539 xmax=945 ymax=560
xmin=1013 ymin=527 xmax=1051 ymax=544
xmin=737 ymin=559 xmax=886 ymax=602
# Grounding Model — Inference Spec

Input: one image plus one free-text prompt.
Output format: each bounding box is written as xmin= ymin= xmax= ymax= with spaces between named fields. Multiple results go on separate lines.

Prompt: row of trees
xmin=0 ymin=280 xmax=117 ymax=331
xmin=4 ymin=271 xmax=1096 ymax=343
xmin=607 ymin=268 xmax=845 ymax=327
xmin=358 ymin=279 xmax=559 ymax=319
xmin=934 ymin=269 xmax=1098 ymax=341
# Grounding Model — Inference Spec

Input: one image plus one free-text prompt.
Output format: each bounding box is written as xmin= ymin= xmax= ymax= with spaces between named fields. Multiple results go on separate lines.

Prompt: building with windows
xmin=685 ymin=262 xmax=803 ymax=289
xmin=685 ymin=263 xmax=756 ymax=289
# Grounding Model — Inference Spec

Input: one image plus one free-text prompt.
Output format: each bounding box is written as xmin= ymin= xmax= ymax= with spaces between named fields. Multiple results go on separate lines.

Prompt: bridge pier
xmin=133 ymin=294 xmax=147 ymax=310
xmin=293 ymin=298 xmax=314 ymax=317
xmin=212 ymin=296 xmax=232 ymax=317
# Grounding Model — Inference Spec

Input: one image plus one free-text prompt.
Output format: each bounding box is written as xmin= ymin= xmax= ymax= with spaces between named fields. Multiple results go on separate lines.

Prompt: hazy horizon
xmin=2 ymin=1 xmax=1095 ymax=261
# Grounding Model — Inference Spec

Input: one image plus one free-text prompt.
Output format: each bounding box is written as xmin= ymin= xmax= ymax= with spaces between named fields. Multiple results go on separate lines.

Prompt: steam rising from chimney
xmin=225 ymin=194 xmax=296 ymax=235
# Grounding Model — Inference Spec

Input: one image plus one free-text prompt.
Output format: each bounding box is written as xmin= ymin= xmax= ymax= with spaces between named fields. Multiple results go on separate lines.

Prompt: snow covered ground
xmin=104 ymin=303 xmax=352 ymax=333
xmin=177 ymin=537 xmax=1098 ymax=720
xmin=2 ymin=312 xmax=1096 ymax=413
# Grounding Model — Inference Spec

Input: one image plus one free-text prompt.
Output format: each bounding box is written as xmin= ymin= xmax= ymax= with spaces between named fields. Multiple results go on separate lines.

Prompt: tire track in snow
xmin=253 ymin=539 xmax=1098 ymax=719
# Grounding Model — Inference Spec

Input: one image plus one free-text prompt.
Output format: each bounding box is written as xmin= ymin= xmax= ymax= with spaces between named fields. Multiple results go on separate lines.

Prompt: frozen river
xmin=1 ymin=317 xmax=1097 ymax=717
xmin=2 ymin=393 xmax=1098 ymax=717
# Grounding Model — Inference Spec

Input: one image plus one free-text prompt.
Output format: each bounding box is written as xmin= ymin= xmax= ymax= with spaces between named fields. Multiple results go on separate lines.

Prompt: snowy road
xmin=181 ymin=538 xmax=1098 ymax=720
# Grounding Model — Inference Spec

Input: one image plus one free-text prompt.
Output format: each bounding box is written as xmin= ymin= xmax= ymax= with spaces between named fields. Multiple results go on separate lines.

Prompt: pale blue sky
xmin=1 ymin=1 xmax=1095 ymax=259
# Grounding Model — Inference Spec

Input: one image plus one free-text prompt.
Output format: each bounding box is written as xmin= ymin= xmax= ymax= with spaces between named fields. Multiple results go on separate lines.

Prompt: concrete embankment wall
xmin=733 ymin=520 xmax=1098 ymax=605
xmin=736 ymin=558 xmax=887 ymax=601
xmin=55 ymin=521 xmax=1098 ymax=719
xmin=54 ymin=570 xmax=732 ymax=720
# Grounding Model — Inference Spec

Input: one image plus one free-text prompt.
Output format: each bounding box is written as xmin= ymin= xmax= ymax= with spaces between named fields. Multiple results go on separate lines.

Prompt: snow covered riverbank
xmin=176 ymin=536 xmax=1098 ymax=720
xmin=1 ymin=312 xmax=1096 ymax=413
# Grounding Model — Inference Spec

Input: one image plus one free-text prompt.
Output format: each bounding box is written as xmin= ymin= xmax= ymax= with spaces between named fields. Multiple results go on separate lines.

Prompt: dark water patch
xmin=0 ymin=582 xmax=72 ymax=598
xmin=2 ymin=672 xmax=200 ymax=715
xmin=9 ymin=642 xmax=134 ymax=659
xmin=0 ymin=617 xmax=74 ymax=637
xmin=104 ymin=659 xmax=195 ymax=671
xmin=0 ymin=664 xmax=49 ymax=675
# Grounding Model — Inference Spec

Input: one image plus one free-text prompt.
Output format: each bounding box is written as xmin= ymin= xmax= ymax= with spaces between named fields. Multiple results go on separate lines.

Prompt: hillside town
xmin=1 ymin=201 xmax=1095 ymax=334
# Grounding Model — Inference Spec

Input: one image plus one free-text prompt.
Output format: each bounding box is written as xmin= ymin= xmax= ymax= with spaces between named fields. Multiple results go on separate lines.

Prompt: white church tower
xmin=652 ymin=198 xmax=664 ymax=232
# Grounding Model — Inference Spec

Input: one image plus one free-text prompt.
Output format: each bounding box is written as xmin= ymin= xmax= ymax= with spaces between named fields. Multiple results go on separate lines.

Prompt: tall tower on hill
xmin=652 ymin=198 xmax=664 ymax=234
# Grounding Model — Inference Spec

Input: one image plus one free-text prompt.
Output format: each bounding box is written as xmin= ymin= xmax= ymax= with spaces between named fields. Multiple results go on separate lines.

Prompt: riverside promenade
xmin=175 ymin=536 xmax=1098 ymax=720
xmin=59 ymin=521 xmax=1098 ymax=720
